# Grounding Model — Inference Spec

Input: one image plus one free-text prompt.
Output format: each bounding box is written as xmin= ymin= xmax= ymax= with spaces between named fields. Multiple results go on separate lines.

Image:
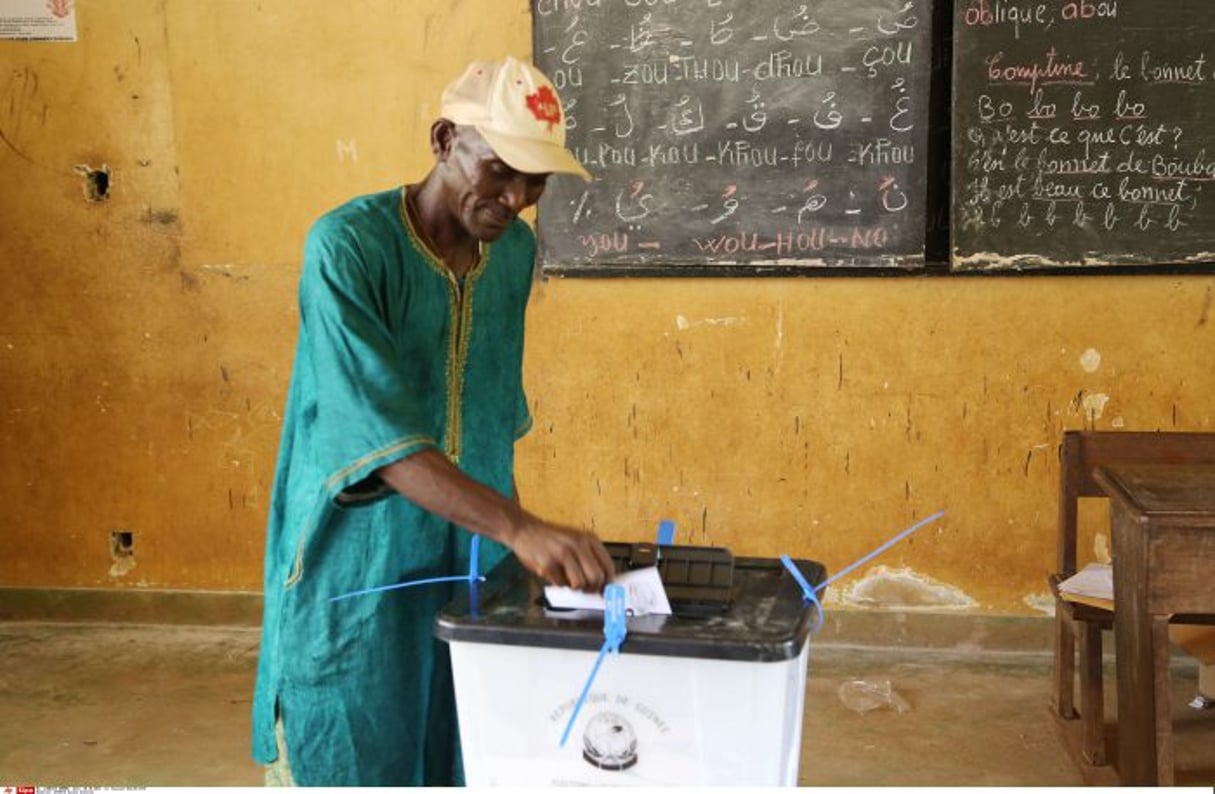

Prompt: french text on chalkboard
xmin=532 ymin=0 xmax=936 ymax=275
xmin=951 ymin=0 xmax=1215 ymax=270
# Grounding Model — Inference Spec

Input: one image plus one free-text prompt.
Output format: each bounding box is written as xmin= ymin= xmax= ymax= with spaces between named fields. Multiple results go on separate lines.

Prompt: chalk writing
xmin=952 ymin=0 xmax=1214 ymax=269
xmin=533 ymin=0 xmax=934 ymax=272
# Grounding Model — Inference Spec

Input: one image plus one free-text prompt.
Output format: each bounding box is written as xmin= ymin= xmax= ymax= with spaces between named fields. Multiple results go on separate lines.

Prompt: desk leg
xmin=1078 ymin=620 xmax=1106 ymax=765
xmin=1053 ymin=610 xmax=1077 ymax=719
xmin=1112 ymin=507 xmax=1155 ymax=786
xmin=1151 ymin=615 xmax=1174 ymax=786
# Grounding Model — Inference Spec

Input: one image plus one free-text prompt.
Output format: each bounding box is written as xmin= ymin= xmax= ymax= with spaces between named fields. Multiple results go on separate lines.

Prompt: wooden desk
xmin=1094 ymin=463 xmax=1215 ymax=786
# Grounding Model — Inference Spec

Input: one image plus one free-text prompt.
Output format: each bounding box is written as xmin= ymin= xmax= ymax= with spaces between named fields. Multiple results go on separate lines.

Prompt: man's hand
xmin=509 ymin=519 xmax=616 ymax=593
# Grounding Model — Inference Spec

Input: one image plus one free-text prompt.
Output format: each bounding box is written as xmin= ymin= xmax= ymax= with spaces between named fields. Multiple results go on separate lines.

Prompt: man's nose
xmin=499 ymin=174 xmax=530 ymax=214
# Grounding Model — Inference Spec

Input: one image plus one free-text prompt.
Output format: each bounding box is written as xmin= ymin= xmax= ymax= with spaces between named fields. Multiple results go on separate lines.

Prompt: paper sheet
xmin=544 ymin=566 xmax=672 ymax=616
xmin=1 ymin=0 xmax=78 ymax=41
xmin=1058 ymin=562 xmax=1113 ymax=601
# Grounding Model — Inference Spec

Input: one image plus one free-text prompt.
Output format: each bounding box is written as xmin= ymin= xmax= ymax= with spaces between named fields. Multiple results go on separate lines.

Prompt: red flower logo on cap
xmin=526 ymin=85 xmax=562 ymax=131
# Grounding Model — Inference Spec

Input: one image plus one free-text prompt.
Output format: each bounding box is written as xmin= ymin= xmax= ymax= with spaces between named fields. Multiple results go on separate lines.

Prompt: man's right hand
xmin=509 ymin=518 xmax=616 ymax=593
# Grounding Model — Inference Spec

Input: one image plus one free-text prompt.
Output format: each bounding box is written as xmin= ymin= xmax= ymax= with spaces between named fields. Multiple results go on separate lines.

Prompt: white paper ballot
xmin=545 ymin=566 xmax=673 ymax=616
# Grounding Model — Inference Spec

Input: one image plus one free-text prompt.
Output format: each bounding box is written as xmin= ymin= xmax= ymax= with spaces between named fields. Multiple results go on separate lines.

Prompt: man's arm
xmin=376 ymin=450 xmax=615 ymax=592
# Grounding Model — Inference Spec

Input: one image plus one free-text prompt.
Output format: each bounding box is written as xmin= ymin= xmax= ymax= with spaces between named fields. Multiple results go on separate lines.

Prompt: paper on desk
xmin=545 ymin=566 xmax=673 ymax=616
xmin=1059 ymin=562 xmax=1113 ymax=601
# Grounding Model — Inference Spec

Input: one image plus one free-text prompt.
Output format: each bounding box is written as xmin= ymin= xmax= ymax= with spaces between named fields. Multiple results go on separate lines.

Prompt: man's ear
xmin=431 ymin=119 xmax=458 ymax=163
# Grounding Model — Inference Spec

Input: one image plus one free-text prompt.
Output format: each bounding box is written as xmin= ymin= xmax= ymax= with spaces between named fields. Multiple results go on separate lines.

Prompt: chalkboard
xmin=531 ymin=0 xmax=937 ymax=275
xmin=952 ymin=0 xmax=1215 ymax=271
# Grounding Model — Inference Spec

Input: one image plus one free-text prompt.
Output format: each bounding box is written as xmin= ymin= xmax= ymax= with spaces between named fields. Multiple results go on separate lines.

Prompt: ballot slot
xmin=537 ymin=542 xmax=734 ymax=616
xmin=638 ymin=544 xmax=733 ymax=615
xmin=539 ymin=541 xmax=735 ymax=616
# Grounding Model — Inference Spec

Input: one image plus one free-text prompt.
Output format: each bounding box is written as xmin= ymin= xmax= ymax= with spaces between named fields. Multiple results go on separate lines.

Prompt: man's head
xmin=440 ymin=56 xmax=589 ymax=182
xmin=430 ymin=56 xmax=589 ymax=242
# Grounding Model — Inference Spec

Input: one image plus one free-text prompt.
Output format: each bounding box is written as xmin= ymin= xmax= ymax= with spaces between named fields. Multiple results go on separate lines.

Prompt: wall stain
xmin=1 ymin=67 xmax=40 ymax=165
xmin=143 ymin=207 xmax=179 ymax=225
xmin=1068 ymin=389 xmax=1084 ymax=414
xmin=0 ymin=126 xmax=34 ymax=165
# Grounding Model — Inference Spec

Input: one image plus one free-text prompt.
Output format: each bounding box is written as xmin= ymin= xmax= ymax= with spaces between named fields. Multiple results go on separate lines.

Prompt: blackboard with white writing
xmin=952 ymin=0 xmax=1215 ymax=270
xmin=531 ymin=0 xmax=937 ymax=275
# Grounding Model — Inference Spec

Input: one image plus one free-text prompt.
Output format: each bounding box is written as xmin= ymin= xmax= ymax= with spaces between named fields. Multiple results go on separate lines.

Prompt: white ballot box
xmin=435 ymin=543 xmax=825 ymax=786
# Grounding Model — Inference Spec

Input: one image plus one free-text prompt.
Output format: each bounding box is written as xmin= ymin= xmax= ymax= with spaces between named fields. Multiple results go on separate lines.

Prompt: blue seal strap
xmin=781 ymin=555 xmax=825 ymax=634
xmin=656 ymin=519 xmax=676 ymax=546
xmin=820 ymin=510 xmax=945 ymax=592
xmin=469 ymin=534 xmax=480 ymax=581
xmin=560 ymin=583 xmax=627 ymax=748
xmin=781 ymin=510 xmax=946 ymax=633
xmin=329 ymin=531 xmax=486 ymax=603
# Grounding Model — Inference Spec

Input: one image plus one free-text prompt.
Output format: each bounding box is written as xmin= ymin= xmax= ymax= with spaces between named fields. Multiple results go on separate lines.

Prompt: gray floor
xmin=0 ymin=622 xmax=1211 ymax=787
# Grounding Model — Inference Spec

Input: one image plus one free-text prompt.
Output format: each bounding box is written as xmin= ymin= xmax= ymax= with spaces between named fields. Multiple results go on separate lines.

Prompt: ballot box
xmin=435 ymin=543 xmax=826 ymax=787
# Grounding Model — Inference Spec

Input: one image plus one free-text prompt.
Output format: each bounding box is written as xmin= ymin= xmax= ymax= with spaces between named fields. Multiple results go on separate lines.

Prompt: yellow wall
xmin=1 ymin=1 xmax=1211 ymax=614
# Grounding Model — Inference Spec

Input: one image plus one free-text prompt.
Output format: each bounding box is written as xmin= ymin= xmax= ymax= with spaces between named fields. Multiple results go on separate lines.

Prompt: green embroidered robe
xmin=251 ymin=186 xmax=532 ymax=785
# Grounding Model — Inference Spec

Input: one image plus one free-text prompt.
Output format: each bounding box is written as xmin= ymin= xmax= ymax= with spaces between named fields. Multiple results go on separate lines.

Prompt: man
xmin=251 ymin=56 xmax=615 ymax=786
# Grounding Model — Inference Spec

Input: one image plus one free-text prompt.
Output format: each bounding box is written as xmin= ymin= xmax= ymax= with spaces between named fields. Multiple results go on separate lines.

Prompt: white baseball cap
xmin=440 ymin=56 xmax=591 ymax=181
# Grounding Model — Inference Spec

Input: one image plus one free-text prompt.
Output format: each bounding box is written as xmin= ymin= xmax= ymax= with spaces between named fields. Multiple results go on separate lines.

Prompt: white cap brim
xmin=476 ymin=125 xmax=592 ymax=182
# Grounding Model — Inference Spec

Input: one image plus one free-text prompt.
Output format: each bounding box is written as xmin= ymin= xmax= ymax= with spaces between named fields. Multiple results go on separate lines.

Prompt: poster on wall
xmin=0 ymin=0 xmax=77 ymax=41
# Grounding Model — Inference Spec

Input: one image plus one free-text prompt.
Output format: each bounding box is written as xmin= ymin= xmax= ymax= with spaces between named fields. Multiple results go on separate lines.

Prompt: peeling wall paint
xmin=1022 ymin=592 xmax=1056 ymax=616
xmin=674 ymin=314 xmax=746 ymax=330
xmin=832 ymin=566 xmax=978 ymax=611
xmin=1081 ymin=392 xmax=1111 ymax=421
xmin=1092 ymin=534 xmax=1112 ymax=564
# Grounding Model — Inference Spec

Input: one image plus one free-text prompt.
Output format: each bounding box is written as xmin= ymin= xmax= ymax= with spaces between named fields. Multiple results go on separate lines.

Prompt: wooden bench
xmin=1050 ymin=430 xmax=1215 ymax=777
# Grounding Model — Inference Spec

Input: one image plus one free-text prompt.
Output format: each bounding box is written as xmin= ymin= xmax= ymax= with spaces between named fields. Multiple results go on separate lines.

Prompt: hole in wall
xmin=109 ymin=530 xmax=136 ymax=577
xmin=74 ymin=164 xmax=111 ymax=202
xmin=110 ymin=530 xmax=134 ymax=558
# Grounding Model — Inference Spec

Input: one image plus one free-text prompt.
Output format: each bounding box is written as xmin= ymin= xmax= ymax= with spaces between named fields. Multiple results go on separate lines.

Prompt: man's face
xmin=446 ymin=126 xmax=549 ymax=242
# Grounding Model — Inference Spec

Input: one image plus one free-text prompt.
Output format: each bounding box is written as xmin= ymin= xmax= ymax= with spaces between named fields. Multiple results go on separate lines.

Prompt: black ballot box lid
xmin=434 ymin=542 xmax=827 ymax=663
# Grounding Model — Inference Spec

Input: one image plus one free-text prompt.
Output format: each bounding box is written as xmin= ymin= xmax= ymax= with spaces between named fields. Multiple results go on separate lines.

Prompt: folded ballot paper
xmin=544 ymin=565 xmax=673 ymax=616
xmin=1058 ymin=562 xmax=1114 ymax=610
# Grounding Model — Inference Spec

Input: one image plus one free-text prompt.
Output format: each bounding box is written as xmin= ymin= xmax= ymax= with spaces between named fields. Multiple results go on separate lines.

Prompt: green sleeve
xmin=298 ymin=218 xmax=438 ymax=503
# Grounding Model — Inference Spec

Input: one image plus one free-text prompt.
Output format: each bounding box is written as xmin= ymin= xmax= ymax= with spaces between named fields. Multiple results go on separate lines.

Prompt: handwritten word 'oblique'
xmin=964 ymin=1 xmax=1118 ymax=39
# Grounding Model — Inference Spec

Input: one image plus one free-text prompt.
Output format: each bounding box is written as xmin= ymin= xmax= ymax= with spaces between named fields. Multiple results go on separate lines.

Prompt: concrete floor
xmin=1 ymin=622 xmax=1212 ymax=787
